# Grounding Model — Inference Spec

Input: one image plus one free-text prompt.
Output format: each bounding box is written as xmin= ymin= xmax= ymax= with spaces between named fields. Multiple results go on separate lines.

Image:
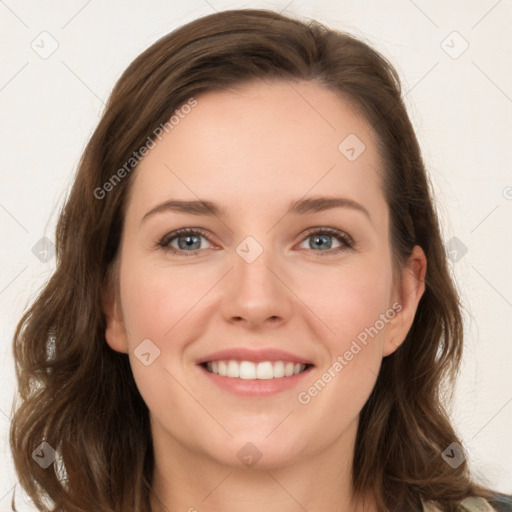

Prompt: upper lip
xmin=196 ymin=347 xmax=314 ymax=365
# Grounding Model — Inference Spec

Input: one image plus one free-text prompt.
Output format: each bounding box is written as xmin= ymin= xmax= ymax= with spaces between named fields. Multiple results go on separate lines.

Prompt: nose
xmin=220 ymin=240 xmax=294 ymax=330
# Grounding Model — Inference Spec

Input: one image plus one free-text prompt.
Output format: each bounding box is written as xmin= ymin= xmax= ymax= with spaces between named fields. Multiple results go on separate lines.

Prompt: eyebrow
xmin=141 ymin=196 xmax=371 ymax=224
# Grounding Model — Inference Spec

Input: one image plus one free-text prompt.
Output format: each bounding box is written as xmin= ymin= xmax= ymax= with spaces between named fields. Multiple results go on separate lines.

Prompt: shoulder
xmin=422 ymin=493 xmax=512 ymax=512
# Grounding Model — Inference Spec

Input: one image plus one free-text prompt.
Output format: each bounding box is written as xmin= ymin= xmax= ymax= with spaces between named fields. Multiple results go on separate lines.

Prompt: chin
xmin=201 ymin=433 xmax=309 ymax=471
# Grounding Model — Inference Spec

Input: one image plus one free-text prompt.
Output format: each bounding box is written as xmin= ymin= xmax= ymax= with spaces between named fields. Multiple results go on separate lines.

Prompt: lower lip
xmin=198 ymin=364 xmax=313 ymax=396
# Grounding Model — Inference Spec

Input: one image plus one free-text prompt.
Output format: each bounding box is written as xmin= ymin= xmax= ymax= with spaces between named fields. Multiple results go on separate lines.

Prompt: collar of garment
xmin=422 ymin=496 xmax=497 ymax=512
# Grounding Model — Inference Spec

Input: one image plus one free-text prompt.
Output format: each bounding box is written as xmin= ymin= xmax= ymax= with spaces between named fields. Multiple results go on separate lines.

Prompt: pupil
xmin=179 ymin=235 xmax=200 ymax=250
xmin=313 ymin=235 xmax=331 ymax=250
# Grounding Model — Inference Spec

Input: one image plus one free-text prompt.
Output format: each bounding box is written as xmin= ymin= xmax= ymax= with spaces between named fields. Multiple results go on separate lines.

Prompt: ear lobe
xmin=103 ymin=278 xmax=129 ymax=354
xmin=382 ymin=245 xmax=427 ymax=357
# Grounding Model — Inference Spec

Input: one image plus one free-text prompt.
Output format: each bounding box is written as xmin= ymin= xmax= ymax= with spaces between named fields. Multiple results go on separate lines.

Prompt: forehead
xmin=126 ymin=79 xmax=387 ymax=225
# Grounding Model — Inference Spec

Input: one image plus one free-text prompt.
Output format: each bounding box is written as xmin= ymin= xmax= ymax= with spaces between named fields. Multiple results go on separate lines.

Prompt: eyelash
xmin=156 ymin=227 xmax=354 ymax=257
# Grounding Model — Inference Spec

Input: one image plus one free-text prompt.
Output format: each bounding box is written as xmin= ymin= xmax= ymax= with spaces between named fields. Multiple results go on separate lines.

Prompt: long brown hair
xmin=10 ymin=8 xmax=497 ymax=512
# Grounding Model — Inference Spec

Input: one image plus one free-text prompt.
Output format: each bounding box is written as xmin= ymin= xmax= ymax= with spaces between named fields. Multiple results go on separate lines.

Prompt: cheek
xmin=119 ymin=261 xmax=208 ymax=342
xmin=118 ymin=264 xmax=201 ymax=420
xmin=300 ymin=258 xmax=394 ymax=351
xmin=118 ymin=260 xmax=217 ymax=398
xmin=295 ymin=266 xmax=393 ymax=425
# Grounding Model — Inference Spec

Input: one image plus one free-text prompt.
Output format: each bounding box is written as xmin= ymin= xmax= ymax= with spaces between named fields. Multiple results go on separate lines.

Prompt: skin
xmin=104 ymin=78 xmax=426 ymax=512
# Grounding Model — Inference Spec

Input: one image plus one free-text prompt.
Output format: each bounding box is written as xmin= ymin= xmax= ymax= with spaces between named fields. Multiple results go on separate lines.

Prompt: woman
xmin=9 ymin=8 xmax=511 ymax=512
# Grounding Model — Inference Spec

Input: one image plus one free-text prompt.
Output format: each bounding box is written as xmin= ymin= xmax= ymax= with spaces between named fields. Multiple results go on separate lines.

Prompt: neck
xmin=149 ymin=416 xmax=377 ymax=512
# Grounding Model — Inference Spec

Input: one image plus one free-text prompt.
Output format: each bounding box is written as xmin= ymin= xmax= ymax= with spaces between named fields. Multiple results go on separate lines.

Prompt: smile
xmin=203 ymin=360 xmax=311 ymax=379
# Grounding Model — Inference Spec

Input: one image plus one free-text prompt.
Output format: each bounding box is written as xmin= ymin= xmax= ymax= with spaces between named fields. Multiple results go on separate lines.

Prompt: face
xmin=104 ymin=79 xmax=425 ymax=470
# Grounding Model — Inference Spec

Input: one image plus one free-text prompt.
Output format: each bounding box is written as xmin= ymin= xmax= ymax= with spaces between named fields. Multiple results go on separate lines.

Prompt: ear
xmin=382 ymin=245 xmax=427 ymax=357
xmin=103 ymin=267 xmax=129 ymax=354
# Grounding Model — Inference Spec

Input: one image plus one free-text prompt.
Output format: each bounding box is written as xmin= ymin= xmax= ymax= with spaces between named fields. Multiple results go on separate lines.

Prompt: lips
xmin=196 ymin=347 xmax=315 ymax=395
xmin=196 ymin=347 xmax=314 ymax=366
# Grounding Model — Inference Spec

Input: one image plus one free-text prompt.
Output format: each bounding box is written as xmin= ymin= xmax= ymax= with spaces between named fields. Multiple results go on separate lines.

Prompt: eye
xmin=156 ymin=227 xmax=354 ymax=256
xmin=157 ymin=228 xmax=213 ymax=256
xmin=298 ymin=227 xmax=354 ymax=255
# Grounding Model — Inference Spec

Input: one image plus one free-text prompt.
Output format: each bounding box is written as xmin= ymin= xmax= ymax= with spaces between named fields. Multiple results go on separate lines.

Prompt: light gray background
xmin=1 ymin=0 xmax=511 ymax=509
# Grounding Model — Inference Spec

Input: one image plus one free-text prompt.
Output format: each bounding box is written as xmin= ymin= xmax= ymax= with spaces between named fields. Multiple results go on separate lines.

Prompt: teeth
xmin=284 ymin=362 xmax=294 ymax=376
xmin=255 ymin=361 xmax=272 ymax=380
xmin=273 ymin=361 xmax=285 ymax=378
xmin=227 ymin=360 xmax=239 ymax=378
xmin=204 ymin=360 xmax=308 ymax=379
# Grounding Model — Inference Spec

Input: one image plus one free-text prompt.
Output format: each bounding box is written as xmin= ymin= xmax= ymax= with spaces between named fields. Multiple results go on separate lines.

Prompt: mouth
xmin=196 ymin=347 xmax=315 ymax=395
xmin=197 ymin=358 xmax=314 ymax=396
xmin=200 ymin=360 xmax=314 ymax=379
